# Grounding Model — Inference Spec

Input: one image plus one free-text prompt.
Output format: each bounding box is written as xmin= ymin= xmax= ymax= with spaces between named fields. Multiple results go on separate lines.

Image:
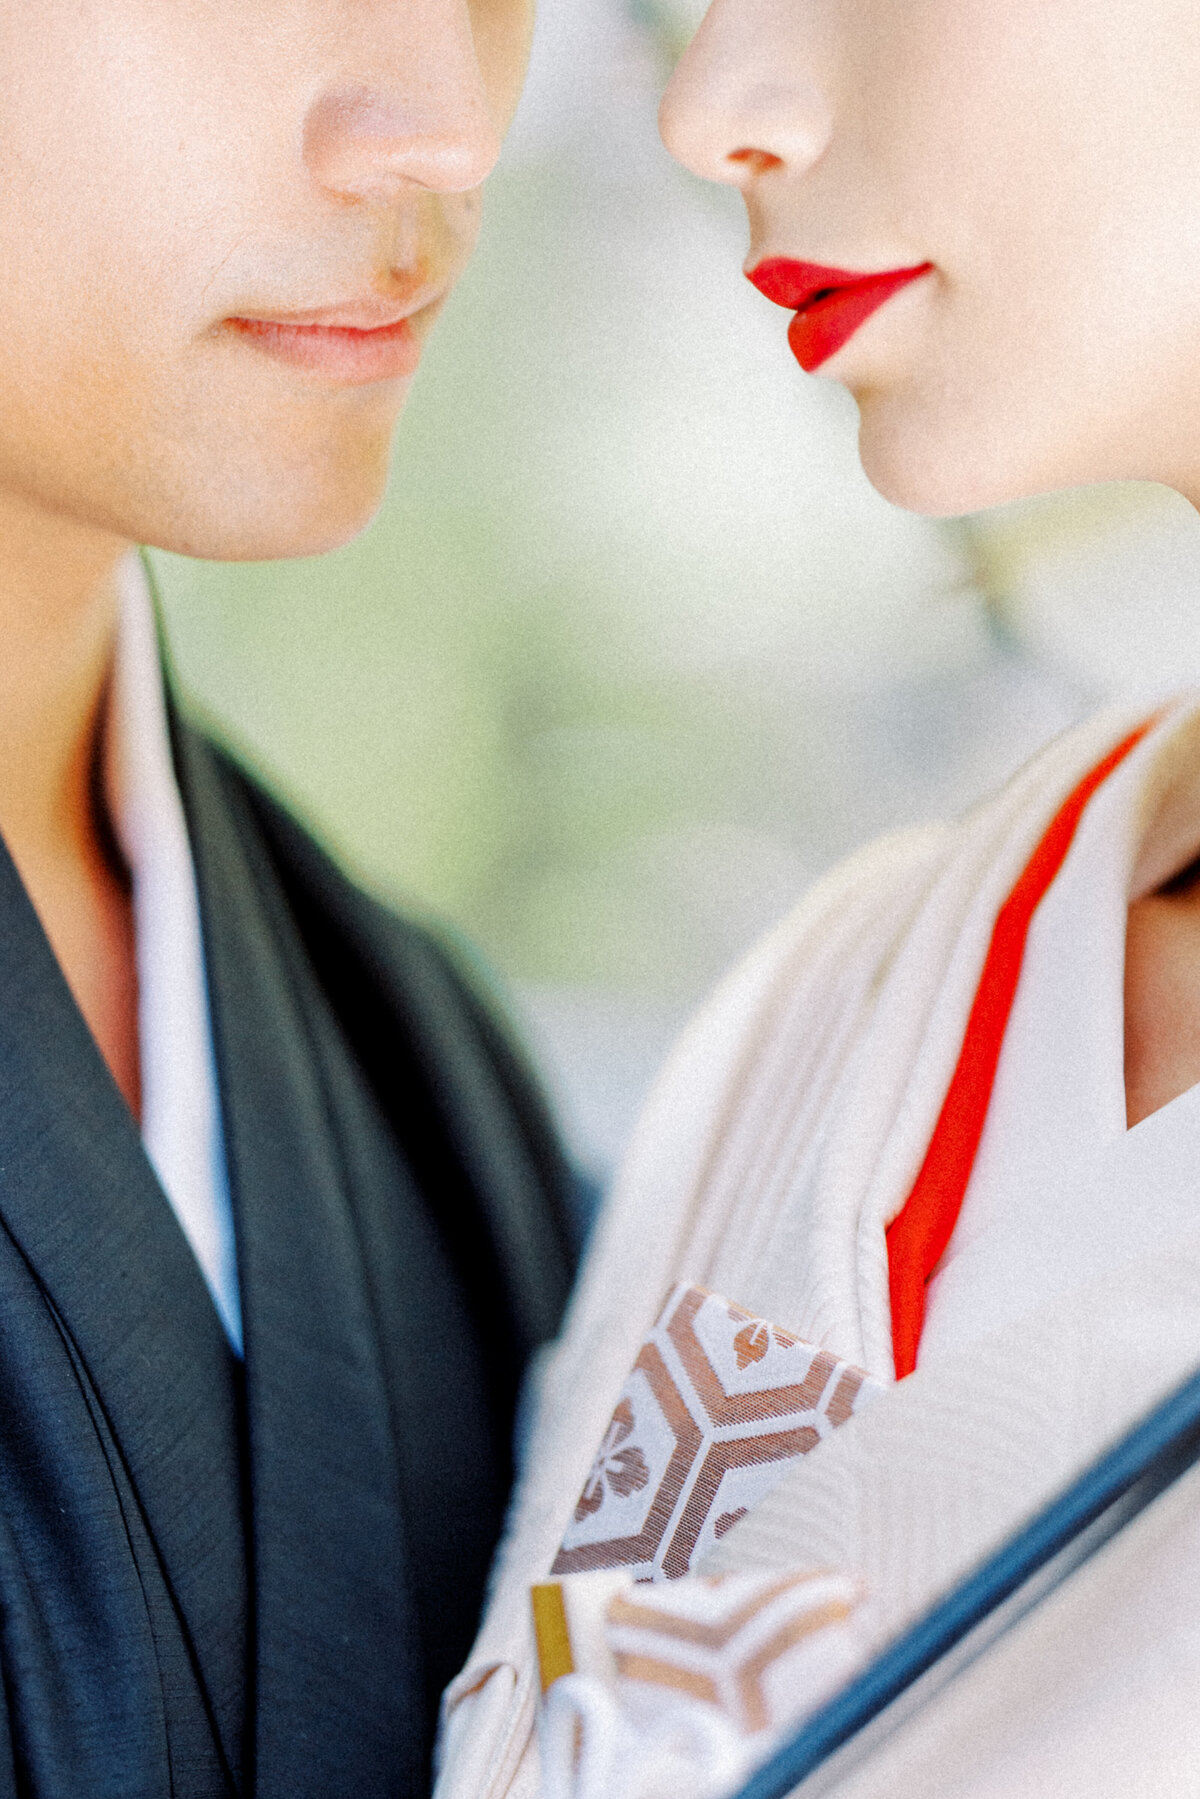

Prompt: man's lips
xmin=223 ymin=296 xmax=440 ymax=384
xmin=747 ymin=259 xmax=933 ymax=372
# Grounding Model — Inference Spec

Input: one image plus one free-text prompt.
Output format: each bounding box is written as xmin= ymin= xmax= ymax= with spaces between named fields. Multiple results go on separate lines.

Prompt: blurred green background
xmin=153 ymin=0 xmax=1200 ymax=1176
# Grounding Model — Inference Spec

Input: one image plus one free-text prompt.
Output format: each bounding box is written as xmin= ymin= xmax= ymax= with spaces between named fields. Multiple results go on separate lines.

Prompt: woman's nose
xmin=303 ymin=0 xmax=503 ymax=202
xmin=659 ymin=0 xmax=833 ymax=188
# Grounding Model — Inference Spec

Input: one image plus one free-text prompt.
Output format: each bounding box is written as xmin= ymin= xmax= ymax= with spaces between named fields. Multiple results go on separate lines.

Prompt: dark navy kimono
xmin=0 ymin=714 xmax=576 ymax=1798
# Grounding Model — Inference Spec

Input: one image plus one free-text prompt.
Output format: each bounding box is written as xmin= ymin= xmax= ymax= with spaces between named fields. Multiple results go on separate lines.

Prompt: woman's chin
xmin=854 ymin=391 xmax=1050 ymax=519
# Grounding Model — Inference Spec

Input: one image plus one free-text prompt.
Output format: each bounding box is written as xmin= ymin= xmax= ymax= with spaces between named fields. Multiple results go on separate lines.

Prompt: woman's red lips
xmin=747 ymin=259 xmax=933 ymax=372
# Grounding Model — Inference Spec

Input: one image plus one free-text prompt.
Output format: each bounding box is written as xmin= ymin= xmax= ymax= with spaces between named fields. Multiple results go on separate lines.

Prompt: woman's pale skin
xmin=0 ymin=0 xmax=531 ymax=1115
xmin=660 ymin=0 xmax=1200 ymax=1128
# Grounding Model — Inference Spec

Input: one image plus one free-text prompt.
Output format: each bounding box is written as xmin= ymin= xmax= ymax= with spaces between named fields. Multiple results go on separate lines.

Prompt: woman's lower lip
xmin=785 ymin=266 xmax=932 ymax=372
xmin=224 ymin=315 xmax=422 ymax=383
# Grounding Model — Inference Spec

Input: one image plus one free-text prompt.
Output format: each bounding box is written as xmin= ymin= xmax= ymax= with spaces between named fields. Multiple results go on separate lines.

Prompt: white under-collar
xmin=921 ymin=704 xmax=1200 ymax=1368
xmin=107 ymin=554 xmax=242 ymax=1354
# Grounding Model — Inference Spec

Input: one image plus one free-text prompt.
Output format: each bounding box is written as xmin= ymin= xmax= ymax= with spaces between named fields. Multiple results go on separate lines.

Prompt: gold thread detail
xmin=531 ymin=1583 xmax=575 ymax=1692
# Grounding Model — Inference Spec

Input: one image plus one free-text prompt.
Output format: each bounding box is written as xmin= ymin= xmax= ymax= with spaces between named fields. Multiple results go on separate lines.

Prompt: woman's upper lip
xmin=746 ymin=258 xmax=932 ymax=312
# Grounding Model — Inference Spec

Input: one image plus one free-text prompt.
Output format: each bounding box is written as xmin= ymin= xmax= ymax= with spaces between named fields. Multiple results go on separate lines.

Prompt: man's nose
xmin=303 ymin=0 xmax=502 ymax=201
xmin=659 ymin=0 xmax=833 ymax=189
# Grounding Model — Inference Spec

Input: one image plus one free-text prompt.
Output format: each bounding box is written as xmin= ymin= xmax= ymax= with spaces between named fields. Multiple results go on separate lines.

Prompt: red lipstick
xmin=747 ymin=259 xmax=933 ymax=372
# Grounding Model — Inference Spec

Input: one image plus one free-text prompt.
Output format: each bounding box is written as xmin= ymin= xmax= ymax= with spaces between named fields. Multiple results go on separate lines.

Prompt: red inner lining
xmin=885 ymin=723 xmax=1154 ymax=1379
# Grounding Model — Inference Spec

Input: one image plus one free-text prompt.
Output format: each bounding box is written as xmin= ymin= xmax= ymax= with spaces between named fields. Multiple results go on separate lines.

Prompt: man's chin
xmin=140 ymin=440 xmax=396 ymax=563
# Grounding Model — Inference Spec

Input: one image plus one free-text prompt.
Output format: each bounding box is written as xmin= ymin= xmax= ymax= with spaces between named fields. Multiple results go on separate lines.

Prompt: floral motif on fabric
xmin=576 ymin=1400 xmax=651 ymax=1520
xmin=552 ymin=1283 xmax=882 ymax=1582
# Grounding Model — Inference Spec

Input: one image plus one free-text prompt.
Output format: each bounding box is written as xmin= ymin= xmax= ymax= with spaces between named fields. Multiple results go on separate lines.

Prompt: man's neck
xmin=0 ymin=487 xmax=141 ymax=1113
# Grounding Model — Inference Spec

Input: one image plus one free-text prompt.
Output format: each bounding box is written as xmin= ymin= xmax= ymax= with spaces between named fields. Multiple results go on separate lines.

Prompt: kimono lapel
xmin=702 ymin=1229 xmax=1200 ymax=1799
xmin=0 ymin=835 xmax=247 ymax=1785
xmin=176 ymin=725 xmax=424 ymax=1799
xmin=709 ymin=1219 xmax=1200 ymax=1648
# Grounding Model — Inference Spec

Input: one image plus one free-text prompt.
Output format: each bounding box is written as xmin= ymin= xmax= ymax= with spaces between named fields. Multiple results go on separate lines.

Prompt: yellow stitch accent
xmin=531 ymin=1583 xmax=575 ymax=1691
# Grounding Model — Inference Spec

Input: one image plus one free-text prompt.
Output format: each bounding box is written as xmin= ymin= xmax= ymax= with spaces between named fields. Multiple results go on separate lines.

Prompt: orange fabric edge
xmin=886 ymin=722 xmax=1156 ymax=1379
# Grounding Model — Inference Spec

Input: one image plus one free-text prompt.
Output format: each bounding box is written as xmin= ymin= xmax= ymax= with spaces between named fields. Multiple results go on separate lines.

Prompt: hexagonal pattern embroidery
xmin=553 ymin=1283 xmax=882 ymax=1581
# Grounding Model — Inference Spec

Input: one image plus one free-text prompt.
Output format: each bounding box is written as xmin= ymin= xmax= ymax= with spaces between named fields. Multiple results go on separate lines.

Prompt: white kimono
xmin=436 ymin=696 xmax=1200 ymax=1799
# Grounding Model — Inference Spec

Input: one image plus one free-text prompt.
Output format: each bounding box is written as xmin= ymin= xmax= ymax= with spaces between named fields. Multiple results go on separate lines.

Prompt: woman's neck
xmin=0 ymin=490 xmax=141 ymax=1115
